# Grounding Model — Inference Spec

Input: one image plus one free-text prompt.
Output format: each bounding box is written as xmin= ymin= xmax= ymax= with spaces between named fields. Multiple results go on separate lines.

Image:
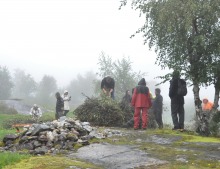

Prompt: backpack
xmin=177 ymin=79 xmax=187 ymax=96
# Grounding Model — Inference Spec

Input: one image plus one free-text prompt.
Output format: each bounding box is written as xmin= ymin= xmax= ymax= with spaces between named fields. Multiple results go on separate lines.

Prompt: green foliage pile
xmin=0 ymin=102 xmax=18 ymax=115
xmin=75 ymin=96 xmax=125 ymax=127
xmin=0 ymin=152 xmax=30 ymax=169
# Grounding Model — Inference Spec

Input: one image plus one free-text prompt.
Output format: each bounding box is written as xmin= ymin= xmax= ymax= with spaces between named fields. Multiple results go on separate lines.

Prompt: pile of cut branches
xmin=75 ymin=96 xmax=125 ymax=127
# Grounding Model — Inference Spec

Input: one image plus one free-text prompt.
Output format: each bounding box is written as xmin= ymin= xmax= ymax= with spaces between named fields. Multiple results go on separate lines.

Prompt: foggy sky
xmin=0 ymin=0 xmax=160 ymax=85
xmin=0 ymin=0 xmax=215 ymax=104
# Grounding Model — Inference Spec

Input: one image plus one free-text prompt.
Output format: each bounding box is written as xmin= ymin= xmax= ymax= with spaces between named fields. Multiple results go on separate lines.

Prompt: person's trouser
xmin=134 ymin=107 xmax=148 ymax=129
xmin=155 ymin=112 xmax=163 ymax=129
xmin=126 ymin=117 xmax=142 ymax=128
xmin=55 ymin=111 xmax=63 ymax=120
xmin=64 ymin=110 xmax=69 ymax=116
xmin=171 ymin=103 xmax=185 ymax=129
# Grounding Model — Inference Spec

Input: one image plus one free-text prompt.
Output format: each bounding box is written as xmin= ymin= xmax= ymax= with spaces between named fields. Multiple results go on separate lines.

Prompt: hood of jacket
xmin=138 ymin=78 xmax=146 ymax=86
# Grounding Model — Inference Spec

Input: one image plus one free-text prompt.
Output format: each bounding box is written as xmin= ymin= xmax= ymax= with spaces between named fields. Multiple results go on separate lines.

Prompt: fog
xmin=0 ymin=0 xmax=216 ymax=123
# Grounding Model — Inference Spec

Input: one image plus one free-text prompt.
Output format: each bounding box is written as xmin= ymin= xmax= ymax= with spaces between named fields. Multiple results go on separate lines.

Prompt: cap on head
xmin=64 ymin=90 xmax=68 ymax=94
xmin=33 ymin=104 xmax=37 ymax=107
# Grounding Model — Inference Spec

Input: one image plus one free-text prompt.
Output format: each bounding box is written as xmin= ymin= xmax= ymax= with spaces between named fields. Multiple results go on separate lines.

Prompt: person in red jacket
xmin=131 ymin=78 xmax=152 ymax=130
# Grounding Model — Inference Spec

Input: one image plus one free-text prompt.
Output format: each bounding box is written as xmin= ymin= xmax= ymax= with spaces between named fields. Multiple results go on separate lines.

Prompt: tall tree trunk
xmin=192 ymin=81 xmax=210 ymax=135
xmin=213 ymin=86 xmax=219 ymax=110
xmin=192 ymin=82 xmax=202 ymax=117
xmin=213 ymin=77 xmax=220 ymax=111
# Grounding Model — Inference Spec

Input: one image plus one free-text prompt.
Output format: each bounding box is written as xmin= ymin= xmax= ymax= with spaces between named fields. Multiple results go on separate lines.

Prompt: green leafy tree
xmin=121 ymin=0 xmax=220 ymax=115
xmin=97 ymin=52 xmax=114 ymax=77
xmin=36 ymin=75 xmax=58 ymax=107
xmin=0 ymin=66 xmax=13 ymax=99
xmin=96 ymin=52 xmax=146 ymax=100
xmin=12 ymin=69 xmax=37 ymax=99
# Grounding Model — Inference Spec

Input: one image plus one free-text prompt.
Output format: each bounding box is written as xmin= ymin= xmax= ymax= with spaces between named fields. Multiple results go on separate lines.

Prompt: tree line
xmin=0 ymin=53 xmax=150 ymax=108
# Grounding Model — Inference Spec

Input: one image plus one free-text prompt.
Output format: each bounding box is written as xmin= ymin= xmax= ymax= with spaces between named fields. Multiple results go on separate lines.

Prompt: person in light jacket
xmin=62 ymin=90 xmax=71 ymax=116
xmin=30 ymin=104 xmax=42 ymax=121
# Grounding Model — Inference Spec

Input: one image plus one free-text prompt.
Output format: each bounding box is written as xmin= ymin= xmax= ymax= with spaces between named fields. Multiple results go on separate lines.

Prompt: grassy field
xmin=0 ymin=109 xmax=102 ymax=169
xmin=0 ymin=110 xmax=76 ymax=138
xmin=0 ymin=112 xmax=30 ymax=168
xmin=1 ymin=109 xmax=220 ymax=169
xmin=0 ymin=111 xmax=59 ymax=168
xmin=0 ymin=152 xmax=30 ymax=169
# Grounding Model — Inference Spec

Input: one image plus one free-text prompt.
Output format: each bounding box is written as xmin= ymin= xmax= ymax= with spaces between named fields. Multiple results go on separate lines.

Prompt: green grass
xmin=0 ymin=152 xmax=30 ymax=169
xmin=0 ymin=110 xmax=93 ymax=169
xmin=0 ymin=111 xmax=219 ymax=169
xmin=0 ymin=129 xmax=16 ymax=141
xmin=147 ymin=129 xmax=220 ymax=143
xmin=2 ymin=155 xmax=102 ymax=169
xmin=0 ymin=113 xmax=32 ymax=129
xmin=0 ymin=112 xmax=56 ymax=146
xmin=0 ymin=111 xmax=62 ymax=129
xmin=0 ymin=111 xmax=75 ymax=141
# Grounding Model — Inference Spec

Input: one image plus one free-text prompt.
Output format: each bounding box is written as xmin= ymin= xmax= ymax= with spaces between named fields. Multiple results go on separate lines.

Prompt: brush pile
xmin=75 ymin=96 xmax=125 ymax=127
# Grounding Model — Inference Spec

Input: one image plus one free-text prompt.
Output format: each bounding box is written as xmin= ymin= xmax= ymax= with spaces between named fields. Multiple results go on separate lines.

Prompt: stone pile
xmin=2 ymin=117 xmax=124 ymax=155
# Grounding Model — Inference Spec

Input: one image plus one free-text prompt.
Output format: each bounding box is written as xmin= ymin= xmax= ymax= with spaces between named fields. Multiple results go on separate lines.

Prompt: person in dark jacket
xmin=55 ymin=92 xmax=64 ymax=120
xmin=169 ymin=70 xmax=186 ymax=130
xmin=120 ymin=90 xmax=134 ymax=127
xmin=153 ymin=88 xmax=163 ymax=129
xmin=101 ymin=76 xmax=115 ymax=99
xmin=122 ymin=90 xmax=132 ymax=104
xmin=131 ymin=78 xmax=152 ymax=130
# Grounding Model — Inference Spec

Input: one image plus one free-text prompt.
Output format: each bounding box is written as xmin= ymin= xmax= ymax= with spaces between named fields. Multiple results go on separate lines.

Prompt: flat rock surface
xmin=68 ymin=143 xmax=167 ymax=169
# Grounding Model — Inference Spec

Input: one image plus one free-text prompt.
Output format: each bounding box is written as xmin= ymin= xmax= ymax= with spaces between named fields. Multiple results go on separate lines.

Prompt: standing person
xmin=131 ymin=78 xmax=152 ymax=130
xmin=101 ymin=76 xmax=115 ymax=99
xmin=169 ymin=70 xmax=187 ymax=131
xmin=121 ymin=90 xmax=133 ymax=128
xmin=202 ymin=98 xmax=213 ymax=111
xmin=55 ymin=92 xmax=64 ymax=120
xmin=122 ymin=90 xmax=132 ymax=104
xmin=30 ymin=104 xmax=42 ymax=122
xmin=62 ymin=90 xmax=71 ymax=116
xmin=153 ymin=88 xmax=163 ymax=129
